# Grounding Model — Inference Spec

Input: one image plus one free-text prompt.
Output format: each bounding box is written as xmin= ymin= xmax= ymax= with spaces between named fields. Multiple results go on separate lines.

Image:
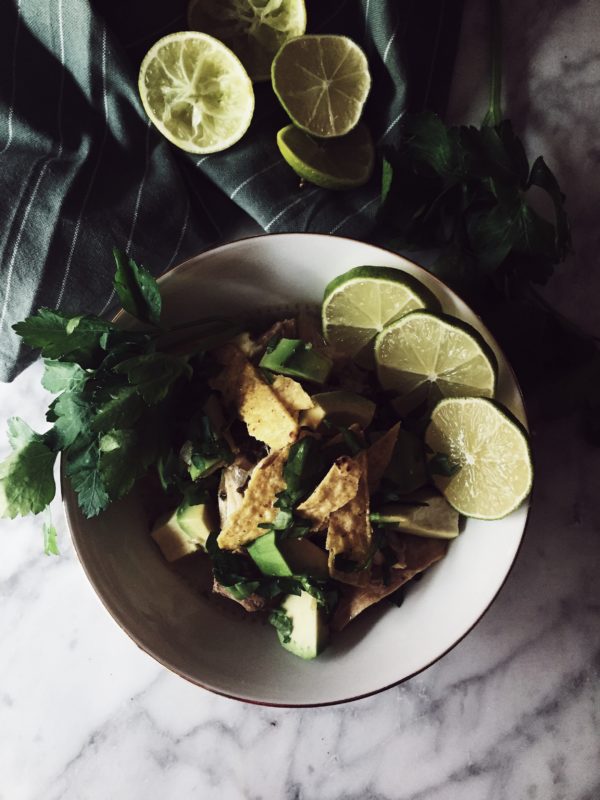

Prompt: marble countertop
xmin=2 ymin=2 xmax=599 ymax=798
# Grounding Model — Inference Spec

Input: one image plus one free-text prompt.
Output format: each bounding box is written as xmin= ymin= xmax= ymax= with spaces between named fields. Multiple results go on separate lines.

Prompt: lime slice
xmin=425 ymin=397 xmax=532 ymax=519
xmin=311 ymin=390 xmax=376 ymax=428
xmin=138 ymin=32 xmax=254 ymax=154
xmin=322 ymin=266 xmax=440 ymax=366
xmin=187 ymin=0 xmax=306 ymax=82
xmin=272 ymin=35 xmax=371 ymax=138
xmin=375 ymin=312 xmax=497 ymax=408
xmin=276 ymin=123 xmax=374 ymax=189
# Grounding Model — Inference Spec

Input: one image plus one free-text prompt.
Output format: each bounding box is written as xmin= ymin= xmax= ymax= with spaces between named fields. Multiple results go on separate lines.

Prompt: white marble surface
xmin=2 ymin=2 xmax=600 ymax=798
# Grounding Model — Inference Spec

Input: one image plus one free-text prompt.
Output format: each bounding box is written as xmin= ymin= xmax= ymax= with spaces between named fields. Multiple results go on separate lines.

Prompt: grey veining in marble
xmin=1 ymin=1 xmax=600 ymax=798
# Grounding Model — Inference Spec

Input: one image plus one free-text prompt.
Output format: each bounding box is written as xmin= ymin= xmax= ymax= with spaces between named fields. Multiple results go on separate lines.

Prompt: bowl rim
xmin=65 ymin=231 xmax=532 ymax=708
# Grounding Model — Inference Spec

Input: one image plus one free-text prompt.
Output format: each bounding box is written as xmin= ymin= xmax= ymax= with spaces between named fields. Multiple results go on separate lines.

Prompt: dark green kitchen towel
xmin=0 ymin=0 xmax=463 ymax=381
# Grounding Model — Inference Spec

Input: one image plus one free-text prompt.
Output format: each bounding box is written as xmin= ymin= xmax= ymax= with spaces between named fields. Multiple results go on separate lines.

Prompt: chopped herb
xmin=268 ymin=607 xmax=293 ymax=643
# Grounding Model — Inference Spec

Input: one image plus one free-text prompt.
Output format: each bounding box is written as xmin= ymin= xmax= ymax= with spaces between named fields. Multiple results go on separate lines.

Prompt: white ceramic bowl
xmin=66 ymin=233 xmax=529 ymax=706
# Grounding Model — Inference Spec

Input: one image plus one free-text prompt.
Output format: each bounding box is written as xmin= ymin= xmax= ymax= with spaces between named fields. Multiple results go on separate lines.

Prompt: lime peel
xmin=138 ymin=31 xmax=254 ymax=155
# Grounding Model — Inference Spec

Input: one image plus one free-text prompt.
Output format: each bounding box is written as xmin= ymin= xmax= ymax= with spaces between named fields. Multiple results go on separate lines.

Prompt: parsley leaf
xmin=114 ymin=352 xmax=192 ymax=405
xmin=50 ymin=390 xmax=92 ymax=449
xmin=65 ymin=438 xmax=109 ymax=518
xmin=268 ymin=608 xmax=293 ymax=643
xmin=0 ymin=420 xmax=57 ymax=518
xmin=13 ymin=309 xmax=116 ymax=365
xmin=43 ymin=514 xmax=60 ymax=556
xmin=42 ymin=361 xmax=88 ymax=393
xmin=113 ymin=249 xmax=162 ymax=327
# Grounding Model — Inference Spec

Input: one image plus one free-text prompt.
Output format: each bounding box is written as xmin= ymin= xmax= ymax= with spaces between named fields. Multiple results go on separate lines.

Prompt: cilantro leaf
xmin=50 ymin=390 xmax=92 ymax=449
xmin=0 ymin=428 xmax=57 ymax=518
xmin=13 ymin=309 xmax=115 ymax=364
xmin=114 ymin=353 xmax=192 ymax=404
xmin=65 ymin=438 xmax=109 ymax=518
xmin=43 ymin=518 xmax=59 ymax=556
xmin=98 ymin=429 xmax=146 ymax=501
xmin=91 ymin=384 xmax=145 ymax=432
xmin=7 ymin=417 xmax=38 ymax=450
xmin=268 ymin=608 xmax=293 ymax=643
xmin=527 ymin=156 xmax=571 ymax=259
xmin=113 ymin=249 xmax=162 ymax=327
xmin=42 ymin=361 xmax=88 ymax=393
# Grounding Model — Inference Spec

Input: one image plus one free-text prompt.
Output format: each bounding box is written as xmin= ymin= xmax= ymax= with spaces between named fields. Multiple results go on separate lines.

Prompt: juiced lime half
xmin=187 ymin=0 xmax=306 ymax=82
xmin=138 ymin=32 xmax=254 ymax=154
xmin=272 ymin=35 xmax=371 ymax=138
xmin=375 ymin=311 xmax=497 ymax=408
xmin=322 ymin=266 xmax=440 ymax=366
xmin=425 ymin=397 xmax=533 ymax=519
xmin=277 ymin=123 xmax=374 ymax=189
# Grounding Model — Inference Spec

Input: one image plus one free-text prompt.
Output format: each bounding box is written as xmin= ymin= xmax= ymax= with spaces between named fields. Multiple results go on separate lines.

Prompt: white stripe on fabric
xmin=98 ymin=287 xmax=115 ymax=317
xmin=166 ymin=196 xmax=190 ymax=268
xmin=56 ymin=0 xmax=66 ymax=157
xmin=0 ymin=163 xmax=53 ymax=333
xmin=383 ymin=21 xmax=400 ymax=64
xmin=196 ymin=156 xmax=210 ymax=167
xmin=329 ymin=195 xmax=378 ymax=234
xmin=0 ymin=0 xmax=68 ymax=331
xmin=264 ymin=189 xmax=320 ymax=232
xmin=0 ymin=0 xmax=22 ymax=155
xmin=377 ymin=110 xmax=403 ymax=144
xmin=56 ymin=25 xmax=110 ymax=307
xmin=230 ymin=160 xmax=280 ymax=200
xmin=126 ymin=118 xmax=152 ymax=254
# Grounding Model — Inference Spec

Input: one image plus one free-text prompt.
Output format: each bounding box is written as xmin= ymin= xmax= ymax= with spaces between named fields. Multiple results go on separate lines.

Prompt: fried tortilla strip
xmin=217 ymin=448 xmax=288 ymax=549
xmin=296 ymin=456 xmax=361 ymax=529
xmin=366 ymin=422 xmax=401 ymax=493
xmin=331 ymin=535 xmax=448 ymax=631
xmin=211 ymin=345 xmax=299 ymax=450
xmin=326 ymin=451 xmax=372 ymax=587
xmin=272 ymin=375 xmax=314 ymax=414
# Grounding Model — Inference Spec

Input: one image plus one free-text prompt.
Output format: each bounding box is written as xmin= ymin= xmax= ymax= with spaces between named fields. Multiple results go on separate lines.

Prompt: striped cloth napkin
xmin=0 ymin=0 xmax=463 ymax=381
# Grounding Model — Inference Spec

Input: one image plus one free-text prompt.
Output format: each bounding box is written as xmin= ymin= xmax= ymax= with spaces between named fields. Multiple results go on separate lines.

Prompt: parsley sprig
xmin=0 ymin=251 xmax=239 ymax=545
xmin=377 ymin=0 xmax=599 ymax=442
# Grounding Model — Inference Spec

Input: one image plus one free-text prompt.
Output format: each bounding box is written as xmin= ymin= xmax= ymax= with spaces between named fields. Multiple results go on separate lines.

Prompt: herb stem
xmin=483 ymin=0 xmax=503 ymax=126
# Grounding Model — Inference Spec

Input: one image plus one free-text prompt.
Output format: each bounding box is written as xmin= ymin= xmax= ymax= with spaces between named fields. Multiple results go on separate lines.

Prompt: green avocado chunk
xmin=259 ymin=338 xmax=333 ymax=385
xmin=276 ymin=591 xmax=329 ymax=660
xmin=247 ymin=530 xmax=329 ymax=579
xmin=151 ymin=503 xmax=216 ymax=562
xmin=371 ymin=488 xmax=459 ymax=539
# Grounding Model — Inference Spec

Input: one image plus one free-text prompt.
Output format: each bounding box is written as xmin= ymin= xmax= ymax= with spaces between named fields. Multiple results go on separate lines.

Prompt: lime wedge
xmin=322 ymin=266 xmax=440 ymax=366
xmin=425 ymin=397 xmax=532 ymax=519
xmin=138 ymin=32 xmax=254 ymax=154
xmin=375 ymin=312 xmax=497 ymax=408
xmin=276 ymin=123 xmax=374 ymax=189
xmin=187 ymin=0 xmax=306 ymax=82
xmin=272 ymin=35 xmax=371 ymax=138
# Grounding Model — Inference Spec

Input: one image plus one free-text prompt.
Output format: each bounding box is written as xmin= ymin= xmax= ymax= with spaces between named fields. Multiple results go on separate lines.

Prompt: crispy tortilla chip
xmin=297 ymin=456 xmax=361 ymax=529
xmin=326 ymin=451 xmax=372 ymax=586
xmin=217 ymin=448 xmax=288 ymax=549
xmin=211 ymin=345 xmax=299 ymax=450
xmin=366 ymin=422 xmax=401 ymax=493
xmin=272 ymin=375 xmax=314 ymax=413
xmin=331 ymin=535 xmax=448 ymax=630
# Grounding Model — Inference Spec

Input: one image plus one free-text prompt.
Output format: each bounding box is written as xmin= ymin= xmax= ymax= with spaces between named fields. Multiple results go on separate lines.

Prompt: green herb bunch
xmin=378 ymin=0 xmax=600 ymax=441
xmin=0 ymin=251 xmax=237 ymax=548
